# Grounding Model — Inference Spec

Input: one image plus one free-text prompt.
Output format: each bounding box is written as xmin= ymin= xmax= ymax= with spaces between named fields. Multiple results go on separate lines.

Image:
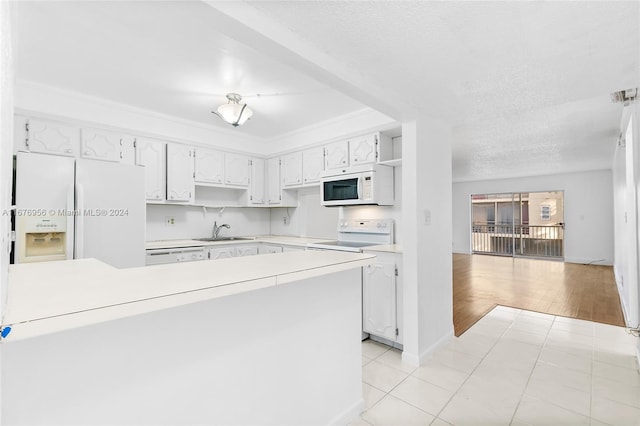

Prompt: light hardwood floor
xmin=453 ymin=253 xmax=625 ymax=336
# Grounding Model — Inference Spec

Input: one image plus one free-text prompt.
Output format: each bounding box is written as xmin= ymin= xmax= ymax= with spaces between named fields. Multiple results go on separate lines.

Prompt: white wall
xmin=269 ymin=187 xmax=339 ymax=239
xmin=1 ymin=0 xmax=14 ymax=317
xmin=453 ymin=170 xmax=615 ymax=265
xmin=613 ymin=104 xmax=640 ymax=333
xmin=401 ymin=119 xmax=454 ymax=366
xmin=146 ymin=205 xmax=270 ymax=241
xmin=0 ymin=3 xmax=15 ymax=418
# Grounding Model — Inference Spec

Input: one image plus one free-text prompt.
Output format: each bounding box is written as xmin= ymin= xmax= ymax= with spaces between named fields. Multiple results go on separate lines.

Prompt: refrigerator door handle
xmin=66 ymin=184 xmax=75 ymax=260
xmin=75 ymin=183 xmax=85 ymax=259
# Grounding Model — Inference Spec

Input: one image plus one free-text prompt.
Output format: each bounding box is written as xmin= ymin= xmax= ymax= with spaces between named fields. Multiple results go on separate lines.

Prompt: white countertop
xmin=145 ymin=235 xmax=334 ymax=250
xmin=363 ymin=244 xmax=402 ymax=253
xmin=3 ymin=251 xmax=374 ymax=341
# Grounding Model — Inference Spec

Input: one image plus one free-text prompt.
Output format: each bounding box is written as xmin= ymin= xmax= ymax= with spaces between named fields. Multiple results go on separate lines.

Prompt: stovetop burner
xmin=306 ymin=219 xmax=394 ymax=253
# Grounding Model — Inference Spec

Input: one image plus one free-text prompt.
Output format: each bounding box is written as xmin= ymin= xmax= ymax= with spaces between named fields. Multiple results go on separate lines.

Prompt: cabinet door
xmin=120 ymin=135 xmax=137 ymax=165
xmin=236 ymin=245 xmax=259 ymax=257
xmin=166 ymin=144 xmax=195 ymax=203
xmin=27 ymin=118 xmax=79 ymax=157
xmin=135 ymin=138 xmax=166 ymax=201
xmin=282 ymin=152 xmax=303 ymax=187
xmin=349 ymin=133 xmax=378 ymax=165
xmin=266 ymin=157 xmax=281 ymax=205
xmin=363 ymin=262 xmax=397 ymax=341
xmin=195 ymin=148 xmax=225 ymax=184
xmin=324 ymin=140 xmax=349 ymax=170
xmin=302 ymin=146 xmax=324 ymax=184
xmin=249 ymin=158 xmax=265 ymax=205
xmin=259 ymin=244 xmax=283 ymax=254
xmin=80 ymin=128 xmax=122 ymax=162
xmin=208 ymin=246 xmax=236 ymax=259
xmin=225 ymin=153 xmax=249 ymax=186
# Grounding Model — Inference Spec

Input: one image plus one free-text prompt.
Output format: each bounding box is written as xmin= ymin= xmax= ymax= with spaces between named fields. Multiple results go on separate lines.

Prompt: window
xmin=540 ymin=205 xmax=551 ymax=221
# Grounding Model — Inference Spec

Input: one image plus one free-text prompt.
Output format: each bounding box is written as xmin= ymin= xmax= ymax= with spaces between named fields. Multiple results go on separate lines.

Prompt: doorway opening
xmin=471 ymin=191 xmax=564 ymax=259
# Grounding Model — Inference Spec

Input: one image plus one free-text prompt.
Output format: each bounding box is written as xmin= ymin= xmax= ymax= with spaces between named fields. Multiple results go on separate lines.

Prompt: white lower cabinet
xmin=362 ymin=251 xmax=402 ymax=345
xmin=236 ymin=245 xmax=259 ymax=257
xmin=207 ymin=244 xmax=258 ymax=259
xmin=208 ymin=246 xmax=236 ymax=259
xmin=259 ymin=244 xmax=284 ymax=254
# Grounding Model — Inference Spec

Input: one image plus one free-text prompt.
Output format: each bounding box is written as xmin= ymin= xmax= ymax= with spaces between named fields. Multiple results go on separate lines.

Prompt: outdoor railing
xmin=471 ymin=224 xmax=564 ymax=258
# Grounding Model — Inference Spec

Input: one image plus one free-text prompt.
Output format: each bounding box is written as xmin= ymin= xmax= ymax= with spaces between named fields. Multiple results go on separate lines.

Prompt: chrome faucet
xmin=212 ymin=221 xmax=231 ymax=239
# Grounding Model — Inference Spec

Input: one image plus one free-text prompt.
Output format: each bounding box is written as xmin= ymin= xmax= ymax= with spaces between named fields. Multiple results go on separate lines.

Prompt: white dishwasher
xmin=145 ymin=247 xmax=206 ymax=265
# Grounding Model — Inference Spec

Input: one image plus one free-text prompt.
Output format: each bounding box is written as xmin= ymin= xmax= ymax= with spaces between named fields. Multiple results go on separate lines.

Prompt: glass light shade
xmin=216 ymin=103 xmax=253 ymax=127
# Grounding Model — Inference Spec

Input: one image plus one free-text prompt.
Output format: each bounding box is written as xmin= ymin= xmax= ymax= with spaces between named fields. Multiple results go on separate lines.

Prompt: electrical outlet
xmin=165 ymin=216 xmax=175 ymax=226
xmin=283 ymin=216 xmax=288 ymax=225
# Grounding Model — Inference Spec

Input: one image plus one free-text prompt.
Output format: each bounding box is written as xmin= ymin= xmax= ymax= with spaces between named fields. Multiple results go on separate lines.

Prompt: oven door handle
xmin=357 ymin=176 xmax=363 ymax=200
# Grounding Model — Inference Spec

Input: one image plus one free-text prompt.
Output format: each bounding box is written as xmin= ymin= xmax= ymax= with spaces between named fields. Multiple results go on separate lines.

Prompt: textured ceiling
xmin=13 ymin=1 xmax=640 ymax=181
xmin=247 ymin=1 xmax=639 ymax=181
xmin=13 ymin=1 xmax=365 ymax=139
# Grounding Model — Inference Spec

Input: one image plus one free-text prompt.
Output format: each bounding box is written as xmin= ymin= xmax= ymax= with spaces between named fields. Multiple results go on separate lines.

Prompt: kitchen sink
xmin=193 ymin=237 xmax=255 ymax=242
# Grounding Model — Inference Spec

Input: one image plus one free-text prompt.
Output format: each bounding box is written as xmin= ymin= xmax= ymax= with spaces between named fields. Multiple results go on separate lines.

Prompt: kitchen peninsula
xmin=1 ymin=251 xmax=373 ymax=425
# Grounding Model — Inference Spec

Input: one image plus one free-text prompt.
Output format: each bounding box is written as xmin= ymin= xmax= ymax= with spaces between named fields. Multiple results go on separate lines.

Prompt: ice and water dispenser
xmin=16 ymin=215 xmax=68 ymax=263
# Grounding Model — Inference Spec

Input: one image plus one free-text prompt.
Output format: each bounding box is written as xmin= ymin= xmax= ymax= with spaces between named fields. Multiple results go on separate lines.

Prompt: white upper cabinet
xmin=224 ymin=153 xmax=249 ymax=187
xmin=324 ymin=140 xmax=349 ymax=170
xmin=324 ymin=133 xmax=392 ymax=169
xmin=166 ymin=143 xmax=195 ymax=203
xmin=349 ymin=133 xmax=378 ymax=165
xmin=135 ymin=138 xmax=166 ymax=202
xmin=282 ymin=152 xmax=303 ymax=187
xmin=27 ymin=119 xmax=80 ymax=157
xmin=266 ymin=157 xmax=281 ymax=205
xmin=120 ymin=135 xmax=137 ymax=165
xmin=302 ymin=146 xmax=324 ymax=184
xmin=80 ymin=128 xmax=122 ymax=162
xmin=249 ymin=158 xmax=265 ymax=205
xmin=195 ymin=148 xmax=225 ymax=184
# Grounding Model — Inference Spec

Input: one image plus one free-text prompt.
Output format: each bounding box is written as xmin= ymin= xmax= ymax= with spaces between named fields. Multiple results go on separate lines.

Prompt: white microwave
xmin=320 ymin=164 xmax=394 ymax=206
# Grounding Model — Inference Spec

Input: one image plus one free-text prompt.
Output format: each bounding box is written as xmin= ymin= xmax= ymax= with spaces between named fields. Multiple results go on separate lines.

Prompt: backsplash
xmin=146 ymin=204 xmax=270 ymax=241
xmin=269 ymin=187 xmax=339 ymax=239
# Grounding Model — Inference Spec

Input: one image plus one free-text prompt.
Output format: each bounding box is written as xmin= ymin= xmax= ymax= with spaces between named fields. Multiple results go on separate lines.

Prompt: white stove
xmin=307 ymin=219 xmax=394 ymax=252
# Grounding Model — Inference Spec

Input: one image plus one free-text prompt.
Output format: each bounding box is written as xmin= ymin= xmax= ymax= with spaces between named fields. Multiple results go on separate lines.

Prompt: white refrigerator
xmin=14 ymin=152 xmax=146 ymax=268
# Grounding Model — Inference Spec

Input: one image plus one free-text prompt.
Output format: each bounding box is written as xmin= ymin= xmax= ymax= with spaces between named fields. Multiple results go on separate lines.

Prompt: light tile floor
xmin=352 ymin=306 xmax=640 ymax=426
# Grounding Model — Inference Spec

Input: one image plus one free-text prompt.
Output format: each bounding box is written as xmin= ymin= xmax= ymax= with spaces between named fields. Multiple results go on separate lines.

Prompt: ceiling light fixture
xmin=213 ymin=93 xmax=253 ymax=127
xmin=610 ymin=88 xmax=637 ymax=105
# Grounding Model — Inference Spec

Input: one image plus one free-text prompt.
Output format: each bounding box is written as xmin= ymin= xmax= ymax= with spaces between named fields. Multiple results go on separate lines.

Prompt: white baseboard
xmin=329 ymin=398 xmax=364 ymax=426
xmin=613 ymin=265 xmax=632 ymax=326
xmin=401 ymin=330 xmax=454 ymax=367
xmin=453 ymin=249 xmax=470 ymax=255
xmin=564 ymin=257 xmax=613 ymax=266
